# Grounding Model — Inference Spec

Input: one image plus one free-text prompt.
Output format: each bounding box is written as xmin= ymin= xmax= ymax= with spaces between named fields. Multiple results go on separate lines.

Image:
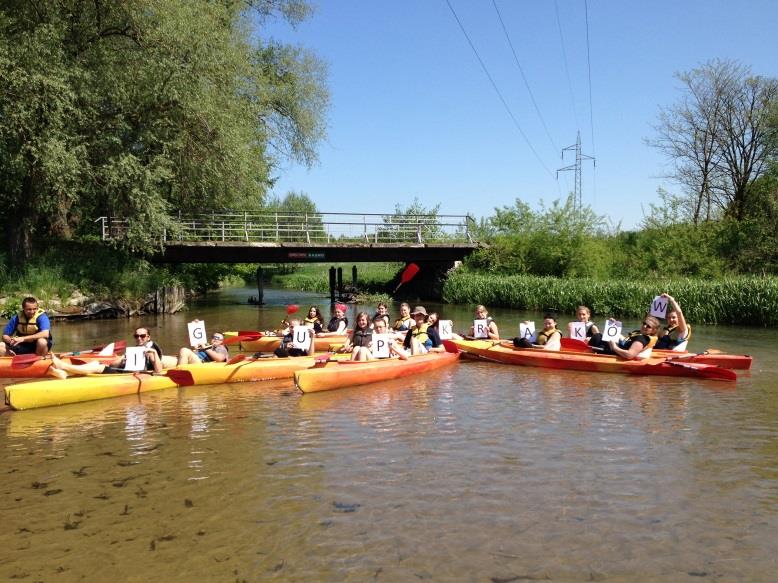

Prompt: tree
xmin=379 ymin=197 xmax=443 ymax=242
xmin=264 ymin=190 xmax=325 ymax=241
xmin=0 ymin=0 xmax=328 ymax=263
xmin=650 ymin=60 xmax=778 ymax=222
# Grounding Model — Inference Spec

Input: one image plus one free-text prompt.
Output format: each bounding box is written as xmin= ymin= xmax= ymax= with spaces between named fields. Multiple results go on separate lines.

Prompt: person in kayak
xmin=0 ymin=296 xmax=53 ymax=357
xmin=404 ymin=306 xmax=444 ymax=355
xmin=177 ymin=332 xmax=229 ymax=365
xmin=469 ymin=305 xmax=499 ymax=340
xmin=513 ymin=314 xmax=563 ymax=350
xmin=588 ymin=316 xmax=660 ymax=359
xmin=655 ymin=293 xmax=691 ymax=350
xmin=319 ymin=303 xmax=348 ymax=335
xmin=570 ymin=305 xmax=600 ymax=339
xmin=393 ymin=302 xmax=413 ymax=332
xmin=370 ymin=316 xmax=408 ymax=359
xmin=47 ymin=327 xmax=173 ymax=378
xmin=372 ymin=302 xmax=391 ymax=329
xmin=342 ymin=312 xmax=373 ymax=361
xmin=304 ymin=305 xmax=325 ymax=333
xmin=274 ymin=318 xmax=316 ymax=357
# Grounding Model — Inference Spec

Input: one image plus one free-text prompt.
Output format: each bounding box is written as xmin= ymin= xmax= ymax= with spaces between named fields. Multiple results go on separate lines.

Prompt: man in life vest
xmin=1 ymin=296 xmax=52 ymax=357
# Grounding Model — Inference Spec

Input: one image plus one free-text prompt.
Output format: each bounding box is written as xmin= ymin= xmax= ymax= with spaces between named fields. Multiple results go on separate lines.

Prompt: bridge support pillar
xmin=255 ymin=266 xmax=264 ymax=305
xmin=337 ymin=267 xmax=343 ymax=299
xmin=329 ymin=266 xmax=336 ymax=303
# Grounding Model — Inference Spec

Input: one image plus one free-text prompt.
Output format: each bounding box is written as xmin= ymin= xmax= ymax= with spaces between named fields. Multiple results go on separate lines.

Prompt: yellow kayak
xmin=240 ymin=334 xmax=349 ymax=353
xmin=4 ymin=354 xmax=350 ymax=410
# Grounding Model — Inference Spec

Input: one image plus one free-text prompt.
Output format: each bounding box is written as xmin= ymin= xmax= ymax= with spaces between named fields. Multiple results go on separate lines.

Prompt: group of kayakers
xmin=0 ymin=291 xmax=691 ymax=379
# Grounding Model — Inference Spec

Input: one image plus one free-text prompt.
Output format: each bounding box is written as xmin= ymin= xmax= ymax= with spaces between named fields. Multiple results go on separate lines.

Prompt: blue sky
xmin=263 ymin=1 xmax=777 ymax=229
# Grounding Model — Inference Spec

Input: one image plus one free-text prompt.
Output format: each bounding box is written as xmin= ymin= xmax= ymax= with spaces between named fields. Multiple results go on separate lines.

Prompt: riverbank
xmin=443 ymin=271 xmax=778 ymax=325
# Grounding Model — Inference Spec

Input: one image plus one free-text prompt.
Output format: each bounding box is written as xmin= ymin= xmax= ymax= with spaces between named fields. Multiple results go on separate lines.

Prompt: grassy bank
xmin=443 ymin=271 xmax=778 ymax=325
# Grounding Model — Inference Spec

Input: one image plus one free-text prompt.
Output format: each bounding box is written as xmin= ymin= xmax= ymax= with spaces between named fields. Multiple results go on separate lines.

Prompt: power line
xmin=554 ymin=0 xmax=579 ymax=130
xmin=491 ymin=0 xmax=558 ymax=154
xmin=444 ymin=0 xmax=556 ymax=179
xmin=584 ymin=0 xmax=596 ymax=157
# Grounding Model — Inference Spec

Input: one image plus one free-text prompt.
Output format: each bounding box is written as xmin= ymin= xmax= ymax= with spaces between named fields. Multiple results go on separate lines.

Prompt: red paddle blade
xmin=69 ymin=358 xmax=88 ymax=365
xmin=287 ymin=305 xmax=300 ymax=315
xmin=402 ymin=263 xmax=420 ymax=283
xmin=113 ymin=340 xmax=127 ymax=352
xmin=166 ymin=370 xmax=196 ymax=386
xmin=664 ymin=360 xmax=737 ymax=381
xmin=11 ymin=354 xmax=41 ymax=367
xmin=560 ymin=338 xmax=593 ymax=353
xmin=442 ymin=340 xmax=460 ymax=354
xmin=227 ymin=354 xmax=247 ymax=365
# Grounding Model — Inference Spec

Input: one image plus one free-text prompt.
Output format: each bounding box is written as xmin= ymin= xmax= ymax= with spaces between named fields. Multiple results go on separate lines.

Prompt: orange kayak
xmin=559 ymin=338 xmax=751 ymax=370
xmin=453 ymin=339 xmax=736 ymax=382
xmin=0 ymin=353 xmax=119 ymax=379
xmin=295 ymin=350 xmax=461 ymax=393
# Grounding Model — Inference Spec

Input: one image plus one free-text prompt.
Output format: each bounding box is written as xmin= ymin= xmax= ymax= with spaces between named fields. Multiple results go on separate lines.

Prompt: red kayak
xmin=0 ymin=353 xmax=119 ymax=379
xmin=559 ymin=338 xmax=751 ymax=370
xmin=454 ymin=339 xmax=736 ymax=382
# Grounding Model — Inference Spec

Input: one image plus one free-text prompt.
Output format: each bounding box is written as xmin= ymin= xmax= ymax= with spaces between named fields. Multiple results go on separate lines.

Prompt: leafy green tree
xmin=263 ymin=190 xmax=325 ymax=242
xmin=379 ymin=197 xmax=443 ymax=242
xmin=0 ymin=0 xmax=328 ymax=263
xmin=467 ymin=195 xmax=612 ymax=278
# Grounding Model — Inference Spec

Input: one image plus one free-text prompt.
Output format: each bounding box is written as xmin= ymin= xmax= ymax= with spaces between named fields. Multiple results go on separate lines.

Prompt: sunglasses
xmin=641 ymin=322 xmax=655 ymax=328
xmin=133 ymin=333 xmax=148 ymax=339
xmin=212 ymin=336 xmax=224 ymax=341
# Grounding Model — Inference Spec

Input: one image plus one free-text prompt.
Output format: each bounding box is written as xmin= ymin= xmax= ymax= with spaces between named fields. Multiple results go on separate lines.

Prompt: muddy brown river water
xmin=1 ymin=287 xmax=777 ymax=581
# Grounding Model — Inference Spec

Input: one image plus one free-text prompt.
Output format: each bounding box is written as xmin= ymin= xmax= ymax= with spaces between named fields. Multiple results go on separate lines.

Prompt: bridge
xmin=97 ymin=211 xmax=480 ymax=263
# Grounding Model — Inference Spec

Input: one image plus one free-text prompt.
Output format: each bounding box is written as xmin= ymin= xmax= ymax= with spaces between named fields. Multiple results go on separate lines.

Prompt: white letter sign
xmin=519 ymin=321 xmax=536 ymax=343
xmin=649 ymin=296 xmax=668 ymax=318
xmin=568 ymin=321 xmax=586 ymax=340
xmin=473 ymin=319 xmax=489 ymax=339
xmin=371 ymin=334 xmax=390 ymax=358
xmin=602 ymin=319 xmax=622 ymax=341
xmin=291 ymin=327 xmax=312 ymax=351
xmin=438 ymin=320 xmax=453 ymax=340
xmin=188 ymin=320 xmax=207 ymax=348
xmin=123 ymin=346 xmax=148 ymax=371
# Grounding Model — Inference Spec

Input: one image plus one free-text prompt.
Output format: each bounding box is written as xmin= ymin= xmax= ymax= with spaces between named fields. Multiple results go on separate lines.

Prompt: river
xmin=1 ymin=287 xmax=777 ymax=582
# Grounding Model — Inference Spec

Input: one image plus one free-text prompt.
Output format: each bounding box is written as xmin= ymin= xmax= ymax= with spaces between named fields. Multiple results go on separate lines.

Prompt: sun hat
xmin=411 ymin=306 xmax=428 ymax=316
xmin=335 ymin=303 xmax=347 ymax=313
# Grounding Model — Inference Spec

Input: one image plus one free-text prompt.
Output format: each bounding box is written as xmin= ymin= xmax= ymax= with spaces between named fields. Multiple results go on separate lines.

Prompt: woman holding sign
xmin=343 ymin=312 xmax=373 ymax=361
xmin=568 ymin=305 xmax=600 ymax=340
xmin=589 ymin=316 xmax=660 ymax=360
xmin=513 ymin=314 xmax=562 ymax=350
xmin=655 ymin=293 xmax=691 ymax=350
xmin=370 ymin=316 xmax=408 ymax=360
xmin=47 ymin=327 xmax=168 ymax=379
xmin=469 ymin=305 xmax=499 ymax=340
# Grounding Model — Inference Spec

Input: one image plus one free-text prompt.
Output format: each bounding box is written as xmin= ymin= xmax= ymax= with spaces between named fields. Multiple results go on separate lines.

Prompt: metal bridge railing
xmin=97 ymin=212 xmax=477 ymax=245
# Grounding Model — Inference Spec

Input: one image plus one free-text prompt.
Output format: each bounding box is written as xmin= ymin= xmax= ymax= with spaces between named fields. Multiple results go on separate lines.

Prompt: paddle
xmin=287 ymin=305 xmax=300 ymax=315
xmin=165 ymin=369 xmax=196 ymax=386
xmin=10 ymin=338 xmax=127 ymax=367
xmin=442 ymin=339 xmax=460 ymax=354
xmin=10 ymin=353 xmax=42 ymax=367
xmin=663 ymin=360 xmax=737 ymax=382
xmin=393 ymin=263 xmax=420 ymax=293
xmin=560 ymin=338 xmax=595 ymax=353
